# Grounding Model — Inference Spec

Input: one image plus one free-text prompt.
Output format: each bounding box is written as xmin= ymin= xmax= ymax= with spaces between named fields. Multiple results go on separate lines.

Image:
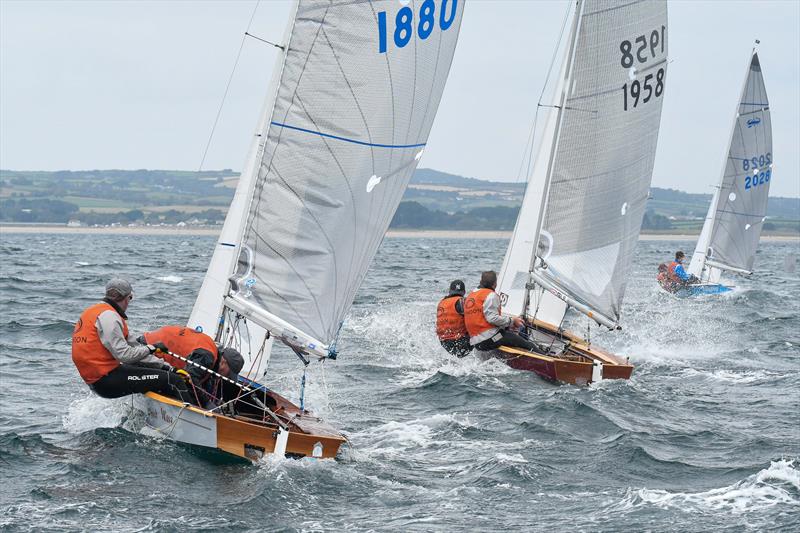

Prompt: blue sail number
xmin=745 ymin=169 xmax=771 ymax=190
xmin=378 ymin=0 xmax=458 ymax=53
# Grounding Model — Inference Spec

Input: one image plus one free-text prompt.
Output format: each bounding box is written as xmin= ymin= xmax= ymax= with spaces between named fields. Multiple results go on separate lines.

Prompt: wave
xmin=613 ymin=458 xmax=800 ymax=514
xmin=62 ymin=395 xmax=131 ymax=434
xmin=678 ymin=368 xmax=782 ymax=385
xmin=156 ymin=275 xmax=183 ymax=283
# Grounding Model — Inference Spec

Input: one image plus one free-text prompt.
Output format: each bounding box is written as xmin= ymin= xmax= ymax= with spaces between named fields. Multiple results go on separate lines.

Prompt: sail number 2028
xmin=619 ymin=25 xmax=666 ymax=111
xmin=377 ymin=0 xmax=458 ymax=53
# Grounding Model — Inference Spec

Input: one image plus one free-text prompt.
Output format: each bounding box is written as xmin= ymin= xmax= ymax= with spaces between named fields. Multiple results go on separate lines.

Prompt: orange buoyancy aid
xmin=463 ymin=288 xmax=498 ymax=338
xmin=143 ymin=325 xmax=218 ymax=369
xmin=71 ymin=302 xmax=125 ymax=384
xmin=436 ymin=296 xmax=468 ymax=341
xmin=668 ymin=261 xmax=683 ymax=282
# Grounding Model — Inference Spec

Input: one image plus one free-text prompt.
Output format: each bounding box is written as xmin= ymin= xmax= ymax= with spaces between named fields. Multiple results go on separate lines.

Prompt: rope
xmin=159 ymin=349 xmax=287 ymax=430
xmin=197 ymin=0 xmax=262 ymax=172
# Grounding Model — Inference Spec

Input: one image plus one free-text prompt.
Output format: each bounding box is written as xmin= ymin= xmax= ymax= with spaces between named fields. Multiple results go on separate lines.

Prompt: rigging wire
xmin=513 ymin=1 xmax=572 ymax=185
xmin=506 ymin=1 xmax=573 ymax=318
xmin=197 ymin=0 xmax=262 ymax=172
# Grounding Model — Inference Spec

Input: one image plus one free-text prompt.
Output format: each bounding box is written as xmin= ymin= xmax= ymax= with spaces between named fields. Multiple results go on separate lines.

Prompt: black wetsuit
xmin=475 ymin=329 xmax=542 ymax=352
xmin=91 ymin=364 xmax=195 ymax=404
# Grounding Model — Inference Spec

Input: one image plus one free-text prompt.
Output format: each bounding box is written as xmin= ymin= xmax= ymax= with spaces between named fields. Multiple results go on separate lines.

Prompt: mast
xmin=520 ymin=0 xmax=583 ymax=321
xmin=188 ymin=1 xmax=299 ymax=339
xmin=688 ymin=42 xmax=763 ymax=282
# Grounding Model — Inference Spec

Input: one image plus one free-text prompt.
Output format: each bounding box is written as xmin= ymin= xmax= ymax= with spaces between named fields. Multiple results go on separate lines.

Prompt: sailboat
xmin=682 ymin=45 xmax=772 ymax=296
xmin=493 ymin=0 xmax=668 ymax=385
xmin=136 ymin=0 xmax=464 ymax=460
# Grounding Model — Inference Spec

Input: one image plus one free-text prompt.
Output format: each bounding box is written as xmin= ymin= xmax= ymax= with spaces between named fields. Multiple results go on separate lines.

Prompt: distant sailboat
xmin=687 ymin=46 xmax=772 ymax=291
xmin=138 ymin=0 xmax=464 ymax=460
xmin=494 ymin=0 xmax=669 ymax=385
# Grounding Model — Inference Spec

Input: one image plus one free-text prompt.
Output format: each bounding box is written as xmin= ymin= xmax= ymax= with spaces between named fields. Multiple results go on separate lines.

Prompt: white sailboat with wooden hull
xmin=684 ymin=46 xmax=773 ymax=294
xmin=138 ymin=0 xmax=464 ymax=460
xmin=493 ymin=0 xmax=668 ymax=385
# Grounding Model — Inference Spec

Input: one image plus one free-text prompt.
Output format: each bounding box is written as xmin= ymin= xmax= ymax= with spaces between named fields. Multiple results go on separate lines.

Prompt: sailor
xmin=464 ymin=271 xmax=541 ymax=352
xmin=435 ymin=280 xmax=472 ymax=358
xmin=71 ymin=279 xmax=194 ymax=403
xmin=668 ymin=251 xmax=699 ymax=285
xmin=139 ymin=325 xmax=245 ymax=407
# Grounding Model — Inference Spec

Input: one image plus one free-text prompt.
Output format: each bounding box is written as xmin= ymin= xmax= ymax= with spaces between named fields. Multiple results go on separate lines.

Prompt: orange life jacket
xmin=143 ymin=325 xmax=218 ymax=370
xmin=464 ymin=288 xmax=498 ymax=338
xmin=71 ymin=302 xmax=125 ymax=384
xmin=668 ymin=261 xmax=682 ymax=282
xmin=436 ymin=296 xmax=468 ymax=341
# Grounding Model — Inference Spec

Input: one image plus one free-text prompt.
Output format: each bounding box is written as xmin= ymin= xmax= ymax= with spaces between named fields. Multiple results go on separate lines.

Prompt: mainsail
xmin=689 ymin=50 xmax=772 ymax=282
xmin=191 ymin=1 xmax=464 ymax=360
xmin=502 ymin=0 xmax=668 ymax=329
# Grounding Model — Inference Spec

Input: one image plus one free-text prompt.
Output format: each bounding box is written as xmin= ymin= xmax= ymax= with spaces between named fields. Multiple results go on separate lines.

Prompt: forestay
xmin=533 ymin=0 xmax=668 ymax=327
xmin=231 ymin=0 xmax=464 ymax=350
xmin=497 ymin=7 xmax=574 ymax=326
xmin=689 ymin=52 xmax=772 ymax=279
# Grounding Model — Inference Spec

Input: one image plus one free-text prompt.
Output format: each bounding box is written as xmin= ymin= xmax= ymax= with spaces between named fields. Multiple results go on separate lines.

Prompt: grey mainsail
xmin=529 ymin=0 xmax=668 ymax=327
xmin=689 ymin=51 xmax=772 ymax=280
xmin=230 ymin=0 xmax=464 ymax=351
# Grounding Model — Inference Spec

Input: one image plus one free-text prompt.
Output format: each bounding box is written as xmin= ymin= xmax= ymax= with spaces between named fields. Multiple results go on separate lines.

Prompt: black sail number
xmin=620 ymin=24 xmax=666 ymax=111
xmin=620 ymin=26 xmax=665 ymax=68
xmin=622 ymin=68 xmax=665 ymax=111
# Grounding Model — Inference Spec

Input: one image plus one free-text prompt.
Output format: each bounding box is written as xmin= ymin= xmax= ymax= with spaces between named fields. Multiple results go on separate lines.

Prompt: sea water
xmin=0 ymin=233 xmax=798 ymax=531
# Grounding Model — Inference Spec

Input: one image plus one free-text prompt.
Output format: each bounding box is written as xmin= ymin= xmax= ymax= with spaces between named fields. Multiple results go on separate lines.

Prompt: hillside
xmin=1 ymin=168 xmax=797 ymax=233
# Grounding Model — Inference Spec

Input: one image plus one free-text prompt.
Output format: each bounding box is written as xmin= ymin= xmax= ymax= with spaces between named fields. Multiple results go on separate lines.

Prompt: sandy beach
xmin=2 ymin=224 xmax=798 ymax=242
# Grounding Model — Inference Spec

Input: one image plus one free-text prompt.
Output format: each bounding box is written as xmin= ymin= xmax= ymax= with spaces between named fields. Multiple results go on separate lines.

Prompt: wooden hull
xmin=136 ymin=386 xmax=346 ymax=461
xmin=482 ymin=318 xmax=634 ymax=385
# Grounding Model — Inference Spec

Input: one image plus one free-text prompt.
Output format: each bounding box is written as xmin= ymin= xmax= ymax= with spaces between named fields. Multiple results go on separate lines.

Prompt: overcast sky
xmin=1 ymin=0 xmax=798 ymax=197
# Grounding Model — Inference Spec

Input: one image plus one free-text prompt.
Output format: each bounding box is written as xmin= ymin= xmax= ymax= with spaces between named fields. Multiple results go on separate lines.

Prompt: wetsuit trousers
xmin=474 ymin=329 xmax=541 ymax=352
xmin=91 ymin=364 xmax=195 ymax=404
xmin=440 ymin=337 xmax=473 ymax=358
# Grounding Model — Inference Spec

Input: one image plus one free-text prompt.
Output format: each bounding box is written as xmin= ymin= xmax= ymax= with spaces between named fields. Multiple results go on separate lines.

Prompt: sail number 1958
xmin=619 ymin=25 xmax=666 ymax=111
xmin=377 ymin=0 xmax=458 ymax=54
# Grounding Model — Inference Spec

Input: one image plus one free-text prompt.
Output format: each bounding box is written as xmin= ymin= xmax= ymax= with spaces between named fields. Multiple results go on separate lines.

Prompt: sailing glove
xmin=148 ymin=342 xmax=170 ymax=354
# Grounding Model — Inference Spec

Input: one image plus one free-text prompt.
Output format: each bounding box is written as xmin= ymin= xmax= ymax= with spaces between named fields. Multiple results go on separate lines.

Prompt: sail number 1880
xmin=377 ymin=0 xmax=458 ymax=53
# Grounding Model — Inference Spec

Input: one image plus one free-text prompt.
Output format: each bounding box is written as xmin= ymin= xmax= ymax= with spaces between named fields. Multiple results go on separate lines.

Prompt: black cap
xmin=220 ymin=347 xmax=244 ymax=377
xmin=448 ymin=279 xmax=466 ymax=296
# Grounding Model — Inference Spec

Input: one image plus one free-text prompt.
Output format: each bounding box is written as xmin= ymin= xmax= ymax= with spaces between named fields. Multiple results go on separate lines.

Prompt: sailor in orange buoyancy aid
xmin=139 ymin=325 xmax=245 ymax=407
xmin=436 ymin=280 xmax=472 ymax=357
xmin=463 ymin=271 xmax=542 ymax=352
xmin=657 ymin=251 xmax=698 ymax=292
xmin=71 ymin=279 xmax=194 ymax=403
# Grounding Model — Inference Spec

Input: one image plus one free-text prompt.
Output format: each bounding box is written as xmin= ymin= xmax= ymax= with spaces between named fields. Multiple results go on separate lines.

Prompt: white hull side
xmin=136 ymin=395 xmax=217 ymax=449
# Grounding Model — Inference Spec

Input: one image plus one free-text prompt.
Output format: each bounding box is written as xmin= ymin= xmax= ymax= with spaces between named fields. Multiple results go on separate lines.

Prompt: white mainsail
xmin=190 ymin=0 xmax=464 ymax=368
xmin=502 ymin=0 xmax=668 ymax=330
xmin=688 ymin=49 xmax=772 ymax=283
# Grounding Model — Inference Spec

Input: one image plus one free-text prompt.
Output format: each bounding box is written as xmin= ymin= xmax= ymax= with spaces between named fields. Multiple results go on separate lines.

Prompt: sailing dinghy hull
xmin=657 ymin=279 xmax=733 ymax=298
xmin=136 ymin=386 xmax=346 ymax=461
xmin=480 ymin=319 xmax=633 ymax=386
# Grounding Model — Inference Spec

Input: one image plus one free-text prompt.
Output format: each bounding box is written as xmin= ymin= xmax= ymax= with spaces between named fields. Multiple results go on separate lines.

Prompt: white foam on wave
xmin=350 ymin=413 xmax=474 ymax=459
xmin=62 ymin=394 xmax=131 ymax=433
xmin=679 ymin=368 xmax=777 ymax=385
xmin=156 ymin=275 xmax=183 ymax=283
xmin=346 ymin=302 xmax=517 ymax=390
xmin=74 ymin=261 xmax=90 ymax=266
xmin=613 ymin=459 xmax=800 ymax=514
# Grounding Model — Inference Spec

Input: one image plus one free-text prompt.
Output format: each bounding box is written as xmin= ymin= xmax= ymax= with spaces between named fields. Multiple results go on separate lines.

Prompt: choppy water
xmin=1 ymin=233 xmax=798 ymax=531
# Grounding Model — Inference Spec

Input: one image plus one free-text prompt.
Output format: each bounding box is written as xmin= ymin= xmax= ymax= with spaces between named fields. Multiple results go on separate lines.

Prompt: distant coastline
xmin=2 ymin=224 xmax=798 ymax=242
